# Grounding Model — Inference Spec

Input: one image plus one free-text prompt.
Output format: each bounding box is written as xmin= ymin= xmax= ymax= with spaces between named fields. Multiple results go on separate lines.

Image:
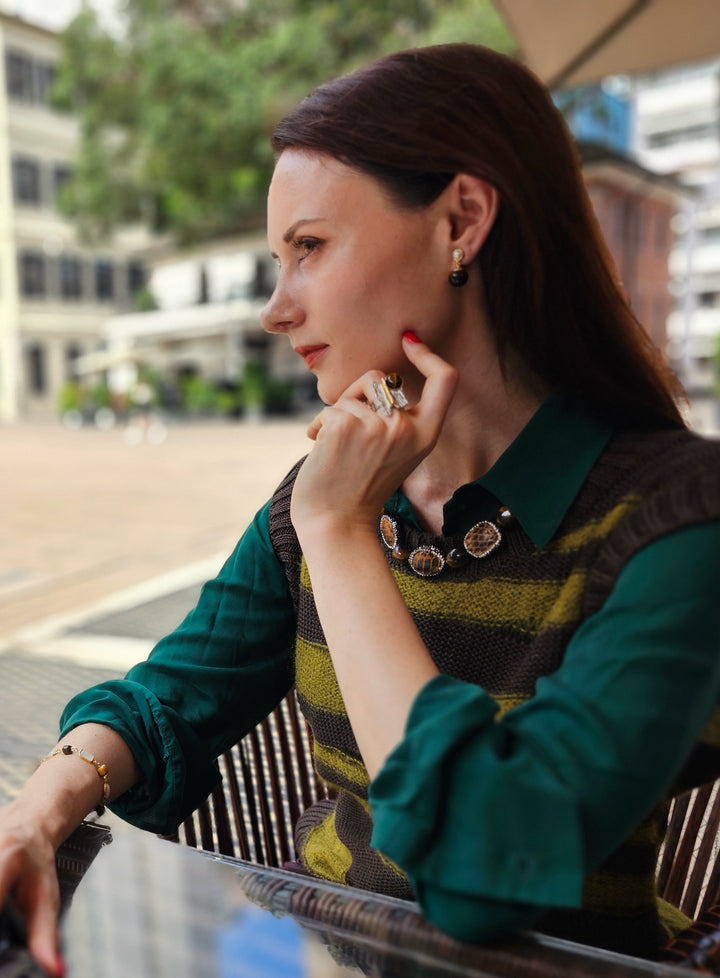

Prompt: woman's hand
xmin=0 ymin=801 xmax=63 ymax=976
xmin=291 ymin=333 xmax=457 ymax=542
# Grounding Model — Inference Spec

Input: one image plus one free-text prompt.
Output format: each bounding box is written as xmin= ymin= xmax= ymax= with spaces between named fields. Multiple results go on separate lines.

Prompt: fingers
xmin=0 ymin=835 xmax=62 ymax=977
xmin=306 ymin=333 xmax=457 ymax=443
xmin=401 ymin=332 xmax=458 ymax=432
xmin=25 ymin=880 xmax=63 ymax=977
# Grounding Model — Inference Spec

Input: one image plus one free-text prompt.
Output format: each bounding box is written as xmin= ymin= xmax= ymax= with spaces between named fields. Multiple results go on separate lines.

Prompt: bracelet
xmin=40 ymin=745 xmax=110 ymax=816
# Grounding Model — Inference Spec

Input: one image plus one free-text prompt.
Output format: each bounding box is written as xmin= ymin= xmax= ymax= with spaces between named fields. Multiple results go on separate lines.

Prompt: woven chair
xmin=170 ymin=691 xmax=332 ymax=866
xmin=657 ymin=780 xmax=720 ymax=921
xmin=174 ymin=695 xmax=720 ymax=921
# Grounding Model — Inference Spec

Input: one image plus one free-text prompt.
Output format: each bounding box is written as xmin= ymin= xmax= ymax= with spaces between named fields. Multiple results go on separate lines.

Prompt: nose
xmin=260 ymin=281 xmax=305 ymax=334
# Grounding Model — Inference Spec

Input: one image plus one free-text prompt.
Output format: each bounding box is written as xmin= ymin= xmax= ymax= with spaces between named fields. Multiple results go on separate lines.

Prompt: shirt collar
xmin=387 ymin=394 xmax=613 ymax=549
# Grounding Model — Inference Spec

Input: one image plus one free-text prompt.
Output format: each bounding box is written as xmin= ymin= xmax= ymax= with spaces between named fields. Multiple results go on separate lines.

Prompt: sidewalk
xmin=0 ymin=418 xmax=310 ymax=806
xmin=0 ymin=571 xmax=204 ymax=806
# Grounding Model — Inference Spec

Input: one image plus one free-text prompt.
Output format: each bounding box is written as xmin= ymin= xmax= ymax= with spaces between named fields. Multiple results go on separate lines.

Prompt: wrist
xmin=296 ymin=514 xmax=380 ymax=562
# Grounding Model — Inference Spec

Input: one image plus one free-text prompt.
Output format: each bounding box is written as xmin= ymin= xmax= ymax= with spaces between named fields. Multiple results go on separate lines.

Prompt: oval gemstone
xmin=379 ymin=514 xmax=398 ymax=550
xmin=464 ymin=521 xmax=502 ymax=559
xmin=409 ymin=546 xmax=445 ymax=577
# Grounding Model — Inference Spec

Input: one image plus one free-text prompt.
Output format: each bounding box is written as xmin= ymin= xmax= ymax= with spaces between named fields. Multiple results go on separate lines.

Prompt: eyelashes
xmin=271 ymin=236 xmax=323 ymax=269
xmin=293 ymin=237 xmax=321 ymax=261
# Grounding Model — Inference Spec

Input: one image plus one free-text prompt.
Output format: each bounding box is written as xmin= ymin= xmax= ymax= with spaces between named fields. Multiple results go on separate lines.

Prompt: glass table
xmin=4 ymin=819 xmax=698 ymax=978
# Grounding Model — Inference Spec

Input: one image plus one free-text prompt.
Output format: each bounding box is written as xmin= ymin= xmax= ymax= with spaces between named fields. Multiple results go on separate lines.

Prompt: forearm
xmin=301 ymin=523 xmax=438 ymax=777
xmin=7 ymin=723 xmax=139 ymax=848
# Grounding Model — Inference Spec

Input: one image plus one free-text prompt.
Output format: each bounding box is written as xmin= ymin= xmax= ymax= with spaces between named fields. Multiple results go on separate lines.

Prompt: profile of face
xmin=261 ymin=150 xmax=463 ymax=405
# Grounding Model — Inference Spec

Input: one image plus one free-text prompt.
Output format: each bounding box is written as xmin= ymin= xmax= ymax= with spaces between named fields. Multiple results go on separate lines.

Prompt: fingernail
xmin=56 ymin=954 xmax=67 ymax=977
xmin=402 ymin=330 xmax=421 ymax=343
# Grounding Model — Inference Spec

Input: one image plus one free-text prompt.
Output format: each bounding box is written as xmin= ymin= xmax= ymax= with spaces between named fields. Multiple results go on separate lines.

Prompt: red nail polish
xmin=402 ymin=330 xmax=421 ymax=343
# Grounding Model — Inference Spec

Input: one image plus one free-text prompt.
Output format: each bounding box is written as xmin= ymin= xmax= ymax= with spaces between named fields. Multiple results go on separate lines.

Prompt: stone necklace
xmin=379 ymin=506 xmax=515 ymax=578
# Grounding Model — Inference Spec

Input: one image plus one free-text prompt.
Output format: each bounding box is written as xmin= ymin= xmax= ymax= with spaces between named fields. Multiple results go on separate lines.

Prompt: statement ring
xmin=370 ymin=373 xmax=409 ymax=416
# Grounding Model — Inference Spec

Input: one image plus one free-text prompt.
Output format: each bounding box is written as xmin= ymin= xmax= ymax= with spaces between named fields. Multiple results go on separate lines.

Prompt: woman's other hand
xmin=291 ymin=333 xmax=457 ymax=541
xmin=0 ymin=800 xmax=63 ymax=976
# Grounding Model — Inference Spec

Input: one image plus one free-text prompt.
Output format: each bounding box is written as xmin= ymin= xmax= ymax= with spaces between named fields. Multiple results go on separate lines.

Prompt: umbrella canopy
xmin=493 ymin=0 xmax=719 ymax=88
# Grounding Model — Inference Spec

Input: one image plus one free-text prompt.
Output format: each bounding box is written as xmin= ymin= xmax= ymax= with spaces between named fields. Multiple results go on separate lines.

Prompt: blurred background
xmin=1 ymin=0 xmax=719 ymax=432
xmin=0 ymin=2 xmax=718 ymax=781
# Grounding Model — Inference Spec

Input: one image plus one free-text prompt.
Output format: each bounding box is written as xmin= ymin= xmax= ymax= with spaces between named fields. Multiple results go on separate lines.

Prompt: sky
xmin=0 ymin=0 xmax=118 ymax=31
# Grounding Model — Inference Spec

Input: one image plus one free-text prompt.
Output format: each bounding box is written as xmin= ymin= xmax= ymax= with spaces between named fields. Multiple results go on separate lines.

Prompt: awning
xmin=493 ymin=0 xmax=718 ymax=88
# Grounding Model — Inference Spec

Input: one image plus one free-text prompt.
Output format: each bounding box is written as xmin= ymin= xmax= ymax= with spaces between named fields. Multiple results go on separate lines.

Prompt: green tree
xmin=52 ymin=0 xmax=511 ymax=244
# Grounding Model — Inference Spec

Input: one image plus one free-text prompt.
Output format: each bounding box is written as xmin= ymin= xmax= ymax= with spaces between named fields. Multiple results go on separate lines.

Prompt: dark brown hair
xmin=272 ymin=43 xmax=686 ymax=429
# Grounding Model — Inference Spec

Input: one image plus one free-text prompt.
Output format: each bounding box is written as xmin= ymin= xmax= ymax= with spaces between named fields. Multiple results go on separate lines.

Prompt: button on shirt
xmin=60 ymin=397 xmax=720 ymax=940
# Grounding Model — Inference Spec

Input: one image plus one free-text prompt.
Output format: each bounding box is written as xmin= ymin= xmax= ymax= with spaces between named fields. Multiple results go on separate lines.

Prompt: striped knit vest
xmin=269 ymin=426 xmax=720 ymax=958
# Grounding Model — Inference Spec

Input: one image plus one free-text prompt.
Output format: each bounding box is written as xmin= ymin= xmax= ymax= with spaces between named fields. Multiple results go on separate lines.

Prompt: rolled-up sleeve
xmin=60 ymin=500 xmax=296 ymax=834
xmin=369 ymin=520 xmax=720 ymax=941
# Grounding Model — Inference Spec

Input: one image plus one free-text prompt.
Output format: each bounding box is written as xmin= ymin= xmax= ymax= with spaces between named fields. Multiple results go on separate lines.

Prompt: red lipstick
xmin=294 ymin=344 xmax=328 ymax=370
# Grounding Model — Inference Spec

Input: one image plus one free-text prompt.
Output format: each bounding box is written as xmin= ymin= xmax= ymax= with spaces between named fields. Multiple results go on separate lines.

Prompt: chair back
xmin=173 ymin=692 xmax=332 ymax=866
xmin=174 ymin=698 xmax=720 ymax=918
xmin=657 ymin=781 xmax=720 ymax=920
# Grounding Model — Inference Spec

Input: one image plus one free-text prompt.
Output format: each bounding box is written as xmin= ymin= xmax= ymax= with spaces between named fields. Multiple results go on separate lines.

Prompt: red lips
xmin=294 ymin=344 xmax=328 ymax=369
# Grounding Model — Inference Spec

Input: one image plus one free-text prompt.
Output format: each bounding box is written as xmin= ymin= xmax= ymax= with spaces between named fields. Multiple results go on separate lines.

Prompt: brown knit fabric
xmin=269 ymin=426 xmax=720 ymax=956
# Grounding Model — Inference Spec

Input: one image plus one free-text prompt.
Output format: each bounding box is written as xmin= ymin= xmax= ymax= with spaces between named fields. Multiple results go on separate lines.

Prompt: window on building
xmin=254 ymin=256 xmax=278 ymax=298
xmin=53 ymin=163 xmax=74 ymax=199
xmin=95 ymin=260 xmax=115 ymax=300
xmin=12 ymin=156 xmax=42 ymax=204
xmin=5 ymin=50 xmax=34 ymax=100
xmin=647 ymin=124 xmax=718 ymax=149
xmin=35 ymin=60 xmax=56 ymax=104
xmin=698 ymin=291 xmax=720 ymax=308
xmin=654 ymin=215 xmax=668 ymax=253
xmin=26 ymin=343 xmax=47 ymax=394
xmin=60 ymin=256 xmax=83 ymax=300
xmin=613 ymin=198 xmax=628 ymax=245
xmin=127 ymin=261 xmax=145 ymax=296
xmin=19 ymin=251 xmax=46 ymax=297
xmin=630 ymin=205 xmax=645 ymax=248
xmin=65 ymin=343 xmax=83 ymax=379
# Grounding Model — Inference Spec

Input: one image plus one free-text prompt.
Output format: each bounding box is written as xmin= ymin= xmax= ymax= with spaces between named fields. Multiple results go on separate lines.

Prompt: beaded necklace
xmin=379 ymin=506 xmax=515 ymax=578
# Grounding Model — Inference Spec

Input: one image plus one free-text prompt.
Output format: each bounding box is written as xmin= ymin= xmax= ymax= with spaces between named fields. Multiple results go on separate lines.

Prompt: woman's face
xmin=262 ymin=150 xmax=456 ymax=404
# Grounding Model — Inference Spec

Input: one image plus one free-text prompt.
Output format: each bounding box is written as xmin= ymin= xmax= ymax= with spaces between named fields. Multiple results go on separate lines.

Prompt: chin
xmin=315 ymin=378 xmax=342 ymax=406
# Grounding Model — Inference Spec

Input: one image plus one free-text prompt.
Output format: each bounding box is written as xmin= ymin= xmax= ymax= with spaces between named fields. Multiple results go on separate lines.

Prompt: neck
xmin=402 ymin=334 xmax=545 ymax=534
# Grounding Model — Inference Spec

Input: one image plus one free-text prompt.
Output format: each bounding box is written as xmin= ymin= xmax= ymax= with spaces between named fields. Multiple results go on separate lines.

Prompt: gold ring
xmin=370 ymin=374 xmax=408 ymax=415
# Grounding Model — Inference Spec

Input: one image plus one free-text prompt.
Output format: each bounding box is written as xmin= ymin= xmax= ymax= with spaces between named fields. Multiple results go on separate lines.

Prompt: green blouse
xmin=60 ymin=397 xmax=720 ymax=940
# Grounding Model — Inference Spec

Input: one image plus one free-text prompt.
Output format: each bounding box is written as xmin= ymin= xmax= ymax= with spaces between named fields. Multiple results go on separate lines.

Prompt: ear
xmin=444 ymin=174 xmax=498 ymax=262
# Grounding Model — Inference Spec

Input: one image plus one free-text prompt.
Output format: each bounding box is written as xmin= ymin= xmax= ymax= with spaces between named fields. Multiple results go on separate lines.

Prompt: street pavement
xmin=0 ymin=417 xmax=310 ymax=806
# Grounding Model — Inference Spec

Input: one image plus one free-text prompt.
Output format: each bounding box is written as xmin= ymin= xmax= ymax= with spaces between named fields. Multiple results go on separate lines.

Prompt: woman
xmin=2 ymin=43 xmax=719 ymax=976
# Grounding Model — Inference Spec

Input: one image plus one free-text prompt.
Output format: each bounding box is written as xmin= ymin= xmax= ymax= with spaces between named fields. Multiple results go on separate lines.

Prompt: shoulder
xmin=267 ymin=457 xmax=307 ymax=603
xmin=584 ymin=428 xmax=720 ymax=615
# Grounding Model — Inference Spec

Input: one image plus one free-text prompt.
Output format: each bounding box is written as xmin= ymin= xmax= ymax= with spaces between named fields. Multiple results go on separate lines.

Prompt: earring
xmin=448 ymin=248 xmax=468 ymax=287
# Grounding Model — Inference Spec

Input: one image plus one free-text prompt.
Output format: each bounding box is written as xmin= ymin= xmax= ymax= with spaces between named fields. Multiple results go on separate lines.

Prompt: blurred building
xmin=560 ymin=84 xmax=684 ymax=356
xmin=86 ymin=236 xmax=314 ymax=414
xmin=0 ymin=12 xmax=151 ymax=422
xmin=580 ymin=144 xmax=681 ymax=353
xmin=632 ymin=57 xmax=720 ymax=401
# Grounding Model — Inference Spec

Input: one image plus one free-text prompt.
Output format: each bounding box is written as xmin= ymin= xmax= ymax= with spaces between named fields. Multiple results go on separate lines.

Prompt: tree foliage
xmin=52 ymin=0 xmax=512 ymax=243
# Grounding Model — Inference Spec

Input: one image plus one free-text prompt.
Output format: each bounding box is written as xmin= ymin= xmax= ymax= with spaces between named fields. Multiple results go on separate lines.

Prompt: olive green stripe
xmin=300 ymin=809 xmax=353 ymax=883
xmin=583 ymin=870 xmax=658 ymax=912
xmin=546 ymin=498 xmax=639 ymax=553
xmin=295 ymin=636 xmax=346 ymax=714
xmin=391 ymin=569 xmax=588 ymax=629
xmin=314 ymin=741 xmax=370 ymax=792
xmin=700 ymin=705 xmax=720 ymax=748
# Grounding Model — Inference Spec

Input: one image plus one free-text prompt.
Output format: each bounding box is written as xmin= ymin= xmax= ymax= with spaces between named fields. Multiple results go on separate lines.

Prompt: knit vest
xmin=268 ymin=426 xmax=720 ymax=958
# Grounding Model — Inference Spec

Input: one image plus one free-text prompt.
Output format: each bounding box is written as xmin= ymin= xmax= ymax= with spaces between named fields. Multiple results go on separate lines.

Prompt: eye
xmin=293 ymin=237 xmax=321 ymax=262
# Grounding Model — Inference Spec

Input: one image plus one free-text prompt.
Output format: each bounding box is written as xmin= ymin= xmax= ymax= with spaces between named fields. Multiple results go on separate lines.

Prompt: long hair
xmin=272 ymin=43 xmax=686 ymax=429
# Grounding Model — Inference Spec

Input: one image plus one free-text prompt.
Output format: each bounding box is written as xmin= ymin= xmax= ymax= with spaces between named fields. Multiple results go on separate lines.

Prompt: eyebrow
xmin=282 ymin=218 xmax=326 ymax=243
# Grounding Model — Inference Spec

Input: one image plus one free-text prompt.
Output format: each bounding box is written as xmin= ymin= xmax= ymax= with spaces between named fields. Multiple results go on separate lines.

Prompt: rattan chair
xmin=170 ymin=691 xmax=332 ymax=866
xmin=657 ymin=780 xmax=720 ymax=921
xmin=173 ymin=692 xmax=720 ymax=922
